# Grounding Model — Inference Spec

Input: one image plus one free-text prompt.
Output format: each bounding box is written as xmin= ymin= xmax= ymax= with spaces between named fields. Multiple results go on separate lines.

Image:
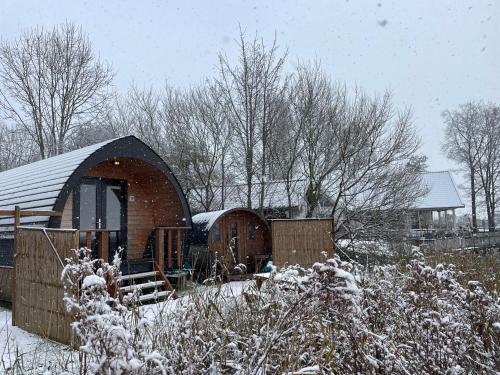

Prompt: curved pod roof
xmin=0 ymin=136 xmax=191 ymax=233
xmin=190 ymin=207 xmax=270 ymax=246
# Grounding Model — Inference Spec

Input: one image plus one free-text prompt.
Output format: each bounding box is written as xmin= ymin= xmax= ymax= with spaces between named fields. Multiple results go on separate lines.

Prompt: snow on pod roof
xmin=0 ymin=135 xmax=192 ymax=234
xmin=0 ymin=138 xmax=117 ymax=233
xmin=415 ymin=171 xmax=465 ymax=210
xmin=192 ymin=209 xmax=231 ymax=231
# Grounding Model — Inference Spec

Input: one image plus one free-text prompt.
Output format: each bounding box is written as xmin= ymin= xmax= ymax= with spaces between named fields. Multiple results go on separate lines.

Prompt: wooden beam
xmin=177 ymin=229 xmax=182 ymax=269
xmin=85 ymin=231 xmax=92 ymax=249
xmin=0 ymin=210 xmax=62 ymax=217
xmin=14 ymin=206 xmax=21 ymax=228
xmin=99 ymin=231 xmax=109 ymax=263
xmin=155 ymin=226 xmax=191 ymax=230
xmin=167 ymin=229 xmax=173 ymax=269
xmin=155 ymin=228 xmax=165 ymax=271
xmin=12 ymin=206 xmax=20 ymax=326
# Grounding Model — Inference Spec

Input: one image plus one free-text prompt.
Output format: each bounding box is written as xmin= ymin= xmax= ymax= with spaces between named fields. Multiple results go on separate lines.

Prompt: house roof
xmin=189 ymin=180 xmax=306 ymax=213
xmin=0 ymin=136 xmax=191 ymax=234
xmin=414 ymin=171 xmax=465 ymax=210
xmin=190 ymin=171 xmax=465 ymax=214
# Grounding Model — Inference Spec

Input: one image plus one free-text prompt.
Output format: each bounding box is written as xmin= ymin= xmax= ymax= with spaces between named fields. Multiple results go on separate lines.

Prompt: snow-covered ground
xmin=0 ymin=305 xmax=76 ymax=373
xmin=0 ymin=281 xmax=251 ymax=373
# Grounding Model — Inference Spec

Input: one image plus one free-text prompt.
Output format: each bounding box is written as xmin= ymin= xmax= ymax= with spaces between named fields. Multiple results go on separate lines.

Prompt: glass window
xmin=213 ymin=221 xmax=221 ymax=241
xmin=248 ymin=222 xmax=255 ymax=240
xmin=79 ymin=184 xmax=96 ymax=229
xmin=106 ymin=186 xmax=122 ymax=231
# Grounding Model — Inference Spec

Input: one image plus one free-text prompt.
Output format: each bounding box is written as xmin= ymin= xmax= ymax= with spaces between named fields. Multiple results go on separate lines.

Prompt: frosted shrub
xmin=60 ymin=249 xmax=499 ymax=374
xmin=62 ymin=248 xmax=166 ymax=375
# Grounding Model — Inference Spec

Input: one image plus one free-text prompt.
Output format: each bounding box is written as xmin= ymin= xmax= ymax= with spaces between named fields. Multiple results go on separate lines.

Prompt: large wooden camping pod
xmin=190 ymin=208 xmax=272 ymax=275
xmin=0 ymin=136 xmax=192 ymax=303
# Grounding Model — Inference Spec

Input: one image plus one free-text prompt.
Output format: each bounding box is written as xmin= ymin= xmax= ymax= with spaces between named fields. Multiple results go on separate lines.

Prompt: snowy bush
xmin=59 ymin=248 xmax=499 ymax=374
xmin=62 ymin=248 xmax=166 ymax=375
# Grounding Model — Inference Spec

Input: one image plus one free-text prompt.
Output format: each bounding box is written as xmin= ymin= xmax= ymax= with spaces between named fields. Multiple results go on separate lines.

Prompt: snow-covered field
xmin=0 ymin=305 xmax=76 ymax=373
xmin=0 ymin=281 xmax=251 ymax=374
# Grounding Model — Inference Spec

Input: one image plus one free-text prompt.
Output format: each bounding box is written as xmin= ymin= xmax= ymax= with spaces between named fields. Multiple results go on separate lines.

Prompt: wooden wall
xmin=13 ymin=227 xmax=78 ymax=345
xmin=272 ymin=219 xmax=334 ymax=268
xmin=61 ymin=158 xmax=185 ymax=260
xmin=0 ymin=266 xmax=12 ymax=302
xmin=208 ymin=211 xmax=271 ymax=273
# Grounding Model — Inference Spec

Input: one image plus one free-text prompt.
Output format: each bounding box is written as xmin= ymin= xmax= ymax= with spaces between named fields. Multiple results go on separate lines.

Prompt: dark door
xmin=230 ymin=222 xmax=239 ymax=263
xmin=75 ymin=178 xmax=128 ymax=259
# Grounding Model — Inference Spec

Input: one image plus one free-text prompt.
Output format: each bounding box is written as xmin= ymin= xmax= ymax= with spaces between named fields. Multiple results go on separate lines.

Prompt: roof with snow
xmin=192 ymin=209 xmax=231 ymax=232
xmin=190 ymin=207 xmax=269 ymax=246
xmin=189 ymin=171 xmax=465 ymax=214
xmin=189 ymin=180 xmax=306 ymax=213
xmin=0 ymin=135 xmax=191 ymax=234
xmin=414 ymin=171 xmax=465 ymax=210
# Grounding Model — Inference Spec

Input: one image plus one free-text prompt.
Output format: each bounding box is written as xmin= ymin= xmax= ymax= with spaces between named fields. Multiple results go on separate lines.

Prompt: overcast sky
xmin=1 ymin=0 xmax=499 ymax=178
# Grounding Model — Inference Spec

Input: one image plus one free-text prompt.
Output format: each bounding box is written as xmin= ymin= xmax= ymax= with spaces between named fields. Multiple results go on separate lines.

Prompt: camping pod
xmin=189 ymin=208 xmax=272 ymax=276
xmin=0 ymin=136 xmax=192 ymax=301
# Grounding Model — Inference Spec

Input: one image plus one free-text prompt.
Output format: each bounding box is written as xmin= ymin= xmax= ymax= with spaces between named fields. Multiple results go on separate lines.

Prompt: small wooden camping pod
xmin=189 ymin=208 xmax=272 ymax=275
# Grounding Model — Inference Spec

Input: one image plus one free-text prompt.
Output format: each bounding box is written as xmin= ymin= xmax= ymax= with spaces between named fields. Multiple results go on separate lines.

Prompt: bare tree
xmin=0 ymin=22 xmax=113 ymax=158
xmin=476 ymin=104 xmax=500 ymax=232
xmin=123 ymin=83 xmax=177 ymax=160
xmin=290 ymin=63 xmax=341 ymax=217
xmin=442 ymin=102 xmax=485 ymax=232
xmin=269 ymin=95 xmax=302 ymax=218
xmin=325 ymin=89 xmax=422 ymax=244
xmin=177 ymin=82 xmax=233 ymax=211
xmin=217 ymin=30 xmax=287 ymax=211
xmin=0 ymin=123 xmax=37 ymax=171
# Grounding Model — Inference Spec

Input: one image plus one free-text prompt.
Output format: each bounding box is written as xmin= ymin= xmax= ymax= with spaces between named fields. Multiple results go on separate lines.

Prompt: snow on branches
xmin=61 ymin=248 xmax=166 ymax=375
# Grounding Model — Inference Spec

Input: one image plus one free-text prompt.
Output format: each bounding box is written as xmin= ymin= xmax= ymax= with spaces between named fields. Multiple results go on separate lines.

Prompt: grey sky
xmin=1 ymin=0 xmax=499 ymax=176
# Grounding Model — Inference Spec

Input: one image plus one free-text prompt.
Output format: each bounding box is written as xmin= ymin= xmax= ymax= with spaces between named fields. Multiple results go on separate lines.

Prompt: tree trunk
xmin=286 ymin=182 xmax=292 ymax=219
xmin=221 ymin=157 xmax=226 ymax=210
xmin=470 ymin=170 xmax=478 ymax=232
xmin=305 ymin=182 xmax=318 ymax=218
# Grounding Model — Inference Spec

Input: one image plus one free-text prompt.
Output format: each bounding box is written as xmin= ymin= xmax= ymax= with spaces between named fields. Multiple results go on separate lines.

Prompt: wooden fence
xmin=0 ymin=266 xmax=12 ymax=301
xmin=419 ymin=232 xmax=500 ymax=252
xmin=13 ymin=227 xmax=78 ymax=345
xmin=272 ymin=219 xmax=334 ymax=268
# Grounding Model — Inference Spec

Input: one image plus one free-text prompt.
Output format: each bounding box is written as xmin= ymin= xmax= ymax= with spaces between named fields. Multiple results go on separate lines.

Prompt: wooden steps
xmin=118 ymin=265 xmax=177 ymax=303
xmin=120 ymin=280 xmax=165 ymax=293
xmin=139 ymin=290 xmax=174 ymax=302
xmin=118 ymin=271 xmax=157 ymax=282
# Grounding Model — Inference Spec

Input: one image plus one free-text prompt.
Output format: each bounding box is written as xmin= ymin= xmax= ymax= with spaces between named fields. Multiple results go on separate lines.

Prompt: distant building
xmin=406 ymin=171 xmax=465 ymax=236
xmin=188 ymin=179 xmax=330 ymax=219
xmin=189 ymin=171 xmax=466 ymax=237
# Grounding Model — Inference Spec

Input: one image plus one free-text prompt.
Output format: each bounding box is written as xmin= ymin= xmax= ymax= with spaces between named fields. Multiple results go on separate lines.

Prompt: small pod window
xmin=213 ymin=221 xmax=221 ymax=241
xmin=248 ymin=222 xmax=255 ymax=240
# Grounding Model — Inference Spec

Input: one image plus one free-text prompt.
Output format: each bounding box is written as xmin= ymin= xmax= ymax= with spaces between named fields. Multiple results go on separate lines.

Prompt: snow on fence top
xmin=0 ymin=138 xmax=117 ymax=232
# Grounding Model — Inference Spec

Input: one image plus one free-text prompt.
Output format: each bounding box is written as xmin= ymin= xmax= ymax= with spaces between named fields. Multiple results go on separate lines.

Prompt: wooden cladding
xmin=60 ymin=157 xmax=187 ymax=260
xmin=207 ymin=211 xmax=271 ymax=273
xmin=271 ymin=219 xmax=334 ymax=268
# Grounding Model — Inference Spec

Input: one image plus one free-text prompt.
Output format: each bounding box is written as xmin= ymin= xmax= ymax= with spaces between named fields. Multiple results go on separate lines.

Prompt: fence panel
xmin=13 ymin=227 xmax=78 ymax=345
xmin=272 ymin=219 xmax=334 ymax=268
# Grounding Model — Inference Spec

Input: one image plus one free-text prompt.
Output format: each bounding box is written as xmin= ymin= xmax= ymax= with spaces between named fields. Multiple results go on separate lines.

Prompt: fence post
xmin=12 ymin=206 xmax=20 ymax=326
xmin=167 ymin=230 xmax=173 ymax=269
xmin=155 ymin=228 xmax=165 ymax=271
xmin=177 ymin=229 xmax=182 ymax=269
